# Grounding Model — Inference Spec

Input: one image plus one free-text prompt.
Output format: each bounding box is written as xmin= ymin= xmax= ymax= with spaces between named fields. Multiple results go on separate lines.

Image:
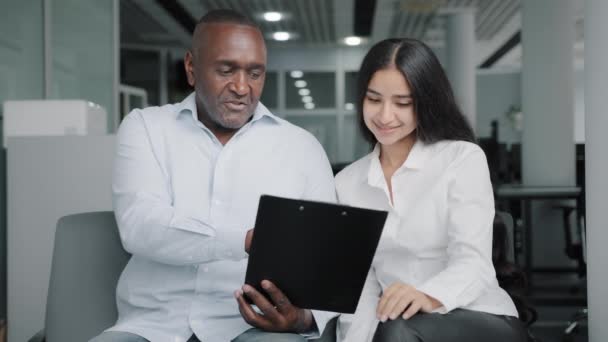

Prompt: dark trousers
xmin=372 ymin=309 xmax=528 ymax=342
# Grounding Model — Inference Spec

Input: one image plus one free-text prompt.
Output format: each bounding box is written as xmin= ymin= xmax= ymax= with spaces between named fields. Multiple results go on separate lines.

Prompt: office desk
xmin=495 ymin=185 xmax=582 ymax=289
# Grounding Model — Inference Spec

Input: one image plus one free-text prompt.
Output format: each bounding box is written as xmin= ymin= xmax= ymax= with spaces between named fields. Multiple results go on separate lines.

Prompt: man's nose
xmin=229 ymin=71 xmax=249 ymax=96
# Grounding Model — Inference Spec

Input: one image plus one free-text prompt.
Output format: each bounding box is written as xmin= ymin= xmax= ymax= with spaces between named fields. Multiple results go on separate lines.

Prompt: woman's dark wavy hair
xmin=356 ymin=38 xmax=475 ymax=146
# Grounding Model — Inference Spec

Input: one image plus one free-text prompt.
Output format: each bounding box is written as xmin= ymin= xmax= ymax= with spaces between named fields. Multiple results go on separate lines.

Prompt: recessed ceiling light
xmin=298 ymin=88 xmax=310 ymax=96
xmin=304 ymin=102 xmax=315 ymax=109
xmin=301 ymin=96 xmax=313 ymax=103
xmin=263 ymin=12 xmax=282 ymax=22
xmin=290 ymin=70 xmax=304 ymax=78
xmin=273 ymin=31 xmax=290 ymax=41
xmin=294 ymin=80 xmax=307 ymax=88
xmin=344 ymin=36 xmax=362 ymax=46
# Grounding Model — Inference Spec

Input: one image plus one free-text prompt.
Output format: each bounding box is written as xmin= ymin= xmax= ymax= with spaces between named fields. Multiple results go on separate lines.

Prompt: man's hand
xmin=245 ymin=229 xmax=253 ymax=253
xmin=376 ymin=282 xmax=443 ymax=321
xmin=235 ymin=280 xmax=313 ymax=333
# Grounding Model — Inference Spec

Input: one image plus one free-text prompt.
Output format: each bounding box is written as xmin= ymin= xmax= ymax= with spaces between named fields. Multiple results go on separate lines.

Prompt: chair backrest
xmin=495 ymin=210 xmax=515 ymax=263
xmin=45 ymin=211 xmax=130 ymax=342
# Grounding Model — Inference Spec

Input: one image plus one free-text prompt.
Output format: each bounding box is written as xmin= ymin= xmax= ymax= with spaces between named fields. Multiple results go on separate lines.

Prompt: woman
xmin=334 ymin=38 xmax=528 ymax=342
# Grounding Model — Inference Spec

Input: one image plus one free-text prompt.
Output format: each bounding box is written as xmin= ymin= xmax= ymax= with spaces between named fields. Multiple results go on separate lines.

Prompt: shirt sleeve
xmin=300 ymin=135 xmax=338 ymax=204
xmin=112 ymin=111 xmax=248 ymax=266
xmin=337 ymin=267 xmax=382 ymax=342
xmin=417 ymin=148 xmax=497 ymax=312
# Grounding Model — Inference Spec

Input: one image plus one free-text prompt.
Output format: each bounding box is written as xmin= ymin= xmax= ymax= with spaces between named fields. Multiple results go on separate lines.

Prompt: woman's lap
xmin=372 ymin=309 xmax=528 ymax=342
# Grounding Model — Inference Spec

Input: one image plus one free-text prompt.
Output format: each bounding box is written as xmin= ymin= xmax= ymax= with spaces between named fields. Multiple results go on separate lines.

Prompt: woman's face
xmin=363 ymin=67 xmax=417 ymax=147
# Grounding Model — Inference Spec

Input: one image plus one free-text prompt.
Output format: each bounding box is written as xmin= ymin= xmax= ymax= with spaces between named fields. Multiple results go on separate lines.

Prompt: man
xmin=90 ymin=9 xmax=336 ymax=342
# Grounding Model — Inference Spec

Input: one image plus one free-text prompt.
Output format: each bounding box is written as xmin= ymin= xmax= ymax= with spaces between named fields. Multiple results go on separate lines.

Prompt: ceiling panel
xmin=194 ymin=0 xmax=335 ymax=45
xmin=122 ymin=0 xmax=524 ymax=46
xmin=120 ymin=0 xmax=583 ymax=67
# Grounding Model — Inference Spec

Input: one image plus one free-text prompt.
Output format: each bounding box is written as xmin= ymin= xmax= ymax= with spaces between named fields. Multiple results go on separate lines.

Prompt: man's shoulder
xmin=335 ymin=154 xmax=371 ymax=188
xmin=119 ymin=103 xmax=181 ymax=131
xmin=134 ymin=103 xmax=180 ymax=121
xmin=262 ymin=114 xmax=322 ymax=146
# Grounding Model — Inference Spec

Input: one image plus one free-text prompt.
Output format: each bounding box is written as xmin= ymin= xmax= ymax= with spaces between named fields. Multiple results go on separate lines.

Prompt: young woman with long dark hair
xmin=334 ymin=38 xmax=528 ymax=342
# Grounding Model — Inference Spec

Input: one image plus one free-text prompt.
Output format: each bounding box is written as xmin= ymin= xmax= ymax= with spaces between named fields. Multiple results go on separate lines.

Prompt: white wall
xmin=475 ymin=67 xmax=585 ymax=144
xmin=7 ymin=136 xmax=115 ymax=342
xmin=476 ymin=69 xmax=522 ymax=144
xmin=0 ymin=0 xmax=46 ymax=320
xmin=50 ymin=0 xmax=118 ymax=131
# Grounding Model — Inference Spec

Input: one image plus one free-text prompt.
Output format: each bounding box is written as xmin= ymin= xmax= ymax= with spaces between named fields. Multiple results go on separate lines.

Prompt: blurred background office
xmin=1 ymin=0 xmax=607 ymax=342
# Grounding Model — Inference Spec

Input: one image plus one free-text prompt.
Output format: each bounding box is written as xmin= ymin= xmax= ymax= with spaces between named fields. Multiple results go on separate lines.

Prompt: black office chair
xmin=562 ymin=214 xmax=588 ymax=342
xmin=553 ymin=204 xmax=586 ymax=278
xmin=494 ymin=211 xmax=539 ymax=342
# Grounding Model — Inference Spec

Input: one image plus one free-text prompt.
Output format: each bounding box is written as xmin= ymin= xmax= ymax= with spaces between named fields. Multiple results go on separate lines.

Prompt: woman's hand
xmin=376 ymin=282 xmax=442 ymax=321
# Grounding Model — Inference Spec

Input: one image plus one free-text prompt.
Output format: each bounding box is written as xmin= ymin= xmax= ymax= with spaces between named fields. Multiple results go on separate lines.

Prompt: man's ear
xmin=184 ymin=51 xmax=196 ymax=87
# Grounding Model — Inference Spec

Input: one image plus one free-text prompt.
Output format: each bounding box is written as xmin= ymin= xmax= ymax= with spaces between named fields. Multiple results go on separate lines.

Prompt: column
xmin=585 ymin=0 xmax=608 ymax=340
xmin=445 ymin=9 xmax=476 ymax=132
xmin=520 ymin=0 xmax=576 ymax=270
xmin=521 ymin=0 xmax=575 ymax=186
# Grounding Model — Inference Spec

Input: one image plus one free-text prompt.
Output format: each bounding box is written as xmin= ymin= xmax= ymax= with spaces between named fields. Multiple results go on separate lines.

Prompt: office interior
xmin=1 ymin=0 xmax=607 ymax=341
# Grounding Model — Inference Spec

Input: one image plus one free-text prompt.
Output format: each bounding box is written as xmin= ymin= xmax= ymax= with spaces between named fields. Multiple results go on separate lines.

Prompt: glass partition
xmin=260 ymin=71 xmax=278 ymax=109
xmin=285 ymin=71 xmax=335 ymax=110
xmin=51 ymin=0 xmax=115 ymax=130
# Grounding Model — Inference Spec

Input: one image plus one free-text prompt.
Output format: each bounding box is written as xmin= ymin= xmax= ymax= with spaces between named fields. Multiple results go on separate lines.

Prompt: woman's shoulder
xmin=433 ymin=140 xmax=485 ymax=162
xmin=429 ymin=140 xmax=488 ymax=175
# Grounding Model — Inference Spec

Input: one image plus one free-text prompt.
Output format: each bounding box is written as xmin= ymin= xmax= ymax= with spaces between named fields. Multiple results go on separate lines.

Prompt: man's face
xmin=185 ymin=23 xmax=267 ymax=131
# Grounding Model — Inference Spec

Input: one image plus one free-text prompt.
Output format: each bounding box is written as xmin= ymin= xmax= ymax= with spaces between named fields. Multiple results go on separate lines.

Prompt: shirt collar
xmin=402 ymin=139 xmax=433 ymax=169
xmin=175 ymin=92 xmax=279 ymax=126
xmin=367 ymin=139 xmax=433 ymax=187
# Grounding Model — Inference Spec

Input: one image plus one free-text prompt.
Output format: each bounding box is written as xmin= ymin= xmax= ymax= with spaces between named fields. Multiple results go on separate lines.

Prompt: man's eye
xmin=250 ymin=72 xmax=262 ymax=80
xmin=218 ymin=68 xmax=233 ymax=75
xmin=366 ymin=97 xmax=381 ymax=103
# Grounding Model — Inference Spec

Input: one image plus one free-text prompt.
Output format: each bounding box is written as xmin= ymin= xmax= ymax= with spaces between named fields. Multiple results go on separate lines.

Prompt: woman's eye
xmin=396 ymin=102 xmax=412 ymax=107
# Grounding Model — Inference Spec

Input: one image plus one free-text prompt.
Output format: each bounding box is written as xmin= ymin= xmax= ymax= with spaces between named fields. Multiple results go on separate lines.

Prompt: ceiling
xmin=120 ymin=0 xmax=584 ymax=68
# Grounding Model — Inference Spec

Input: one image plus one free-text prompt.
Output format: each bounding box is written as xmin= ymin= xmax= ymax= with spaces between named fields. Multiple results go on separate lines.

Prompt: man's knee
xmin=88 ymin=331 xmax=149 ymax=342
xmin=232 ymin=329 xmax=307 ymax=342
xmin=373 ymin=319 xmax=422 ymax=342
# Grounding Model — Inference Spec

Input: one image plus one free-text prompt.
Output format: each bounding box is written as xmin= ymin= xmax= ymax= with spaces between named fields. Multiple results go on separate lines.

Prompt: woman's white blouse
xmin=335 ymin=140 xmax=518 ymax=342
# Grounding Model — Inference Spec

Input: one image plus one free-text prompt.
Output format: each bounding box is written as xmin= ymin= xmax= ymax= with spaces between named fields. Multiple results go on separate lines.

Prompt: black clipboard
xmin=244 ymin=195 xmax=388 ymax=313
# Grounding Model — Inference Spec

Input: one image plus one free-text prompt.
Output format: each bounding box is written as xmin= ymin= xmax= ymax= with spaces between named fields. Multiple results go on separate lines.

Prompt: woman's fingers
xmin=377 ymin=283 xmax=434 ymax=321
xmin=389 ymin=294 xmax=414 ymax=320
xmin=378 ymin=284 xmax=414 ymax=321
xmin=402 ymin=300 xmax=423 ymax=320
xmin=377 ymin=283 xmax=406 ymax=313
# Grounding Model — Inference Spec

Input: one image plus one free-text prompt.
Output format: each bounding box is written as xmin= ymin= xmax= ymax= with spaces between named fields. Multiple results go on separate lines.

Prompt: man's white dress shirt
xmin=335 ymin=140 xmax=518 ymax=342
xmin=108 ymin=93 xmax=337 ymax=342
